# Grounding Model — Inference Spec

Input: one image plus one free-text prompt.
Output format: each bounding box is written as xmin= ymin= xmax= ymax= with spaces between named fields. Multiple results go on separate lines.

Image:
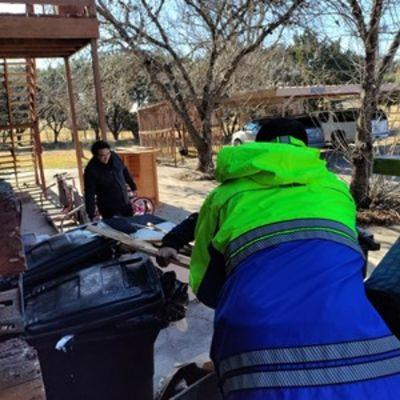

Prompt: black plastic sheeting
xmin=24 ymin=253 xmax=165 ymax=338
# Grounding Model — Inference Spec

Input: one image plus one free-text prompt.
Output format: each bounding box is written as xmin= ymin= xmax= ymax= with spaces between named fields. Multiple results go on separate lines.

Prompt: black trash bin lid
xmin=24 ymin=253 xmax=164 ymax=340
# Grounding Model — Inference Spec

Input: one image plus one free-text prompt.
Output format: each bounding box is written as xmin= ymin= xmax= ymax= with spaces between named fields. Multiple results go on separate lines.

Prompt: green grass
xmin=42 ymin=149 xmax=92 ymax=169
xmin=39 ymin=128 xmax=138 ymax=169
xmin=40 ymin=127 xmax=134 ymax=145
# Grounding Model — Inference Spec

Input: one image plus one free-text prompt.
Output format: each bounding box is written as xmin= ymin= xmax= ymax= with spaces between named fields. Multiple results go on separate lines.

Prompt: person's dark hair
xmin=91 ymin=140 xmax=111 ymax=156
xmin=255 ymin=117 xmax=308 ymax=145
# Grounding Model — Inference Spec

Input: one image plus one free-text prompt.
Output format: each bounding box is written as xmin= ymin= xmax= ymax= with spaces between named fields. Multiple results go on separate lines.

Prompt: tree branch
xmin=378 ymin=28 xmax=400 ymax=83
xmin=216 ymin=0 xmax=305 ymax=96
xmin=345 ymin=0 xmax=367 ymax=41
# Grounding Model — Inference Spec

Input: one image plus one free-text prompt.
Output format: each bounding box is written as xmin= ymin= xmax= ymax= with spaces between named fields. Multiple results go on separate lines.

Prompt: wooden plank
xmin=87 ymin=224 xmax=191 ymax=269
xmin=373 ymin=156 xmax=400 ymax=177
xmin=0 ymin=339 xmax=46 ymax=400
xmin=0 ymin=42 xmax=89 ymax=57
xmin=0 ymin=16 xmax=99 ymax=39
xmin=0 ymin=38 xmax=87 ymax=45
xmin=0 ymin=0 xmax=91 ymax=6
xmin=0 ymin=51 xmax=77 ymax=58
xmin=0 ymin=46 xmax=81 ymax=52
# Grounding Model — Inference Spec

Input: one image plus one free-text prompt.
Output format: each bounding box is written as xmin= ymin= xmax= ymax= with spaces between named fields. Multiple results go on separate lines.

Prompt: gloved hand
xmin=156 ymin=246 xmax=178 ymax=267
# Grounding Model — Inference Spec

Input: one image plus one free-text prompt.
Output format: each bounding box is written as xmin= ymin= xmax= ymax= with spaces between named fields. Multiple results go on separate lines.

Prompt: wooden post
xmin=90 ymin=39 xmax=107 ymax=141
xmin=27 ymin=58 xmax=46 ymax=193
xmin=64 ymin=56 xmax=84 ymax=192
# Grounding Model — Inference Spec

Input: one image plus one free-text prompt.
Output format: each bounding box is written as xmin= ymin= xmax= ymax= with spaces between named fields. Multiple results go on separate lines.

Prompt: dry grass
xmin=42 ymin=149 xmax=91 ymax=169
xmin=39 ymin=127 xmax=136 ymax=169
xmin=357 ymin=209 xmax=400 ymax=225
xmin=39 ymin=127 xmax=134 ymax=144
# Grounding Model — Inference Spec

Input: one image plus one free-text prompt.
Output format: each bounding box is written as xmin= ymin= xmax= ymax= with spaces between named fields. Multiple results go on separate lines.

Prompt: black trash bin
xmin=24 ymin=215 xmax=167 ymax=288
xmin=31 ymin=322 xmax=160 ymax=400
xmin=25 ymin=253 xmax=166 ymax=400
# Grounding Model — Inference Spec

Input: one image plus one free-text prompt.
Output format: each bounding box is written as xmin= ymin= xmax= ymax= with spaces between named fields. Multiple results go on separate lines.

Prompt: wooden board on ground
xmin=0 ymin=339 xmax=46 ymax=400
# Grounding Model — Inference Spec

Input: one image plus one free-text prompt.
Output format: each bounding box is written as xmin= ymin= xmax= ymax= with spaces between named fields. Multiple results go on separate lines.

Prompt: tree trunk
xmin=350 ymin=82 xmax=376 ymax=209
xmin=197 ymin=140 xmax=214 ymax=173
xmin=350 ymin=42 xmax=378 ymax=209
xmin=110 ymin=130 xmax=120 ymax=141
xmin=196 ymin=122 xmax=214 ymax=173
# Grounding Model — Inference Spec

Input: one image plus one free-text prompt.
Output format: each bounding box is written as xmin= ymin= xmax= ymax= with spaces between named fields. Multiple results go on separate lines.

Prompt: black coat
xmin=84 ymin=152 xmax=137 ymax=219
xmin=161 ymin=213 xmax=199 ymax=249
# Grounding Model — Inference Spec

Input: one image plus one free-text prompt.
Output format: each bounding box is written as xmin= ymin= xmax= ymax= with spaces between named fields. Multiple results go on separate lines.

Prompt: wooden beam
xmin=0 ymin=16 xmax=99 ymax=39
xmin=90 ymin=39 xmax=107 ymax=140
xmin=0 ymin=47 xmax=80 ymax=52
xmin=0 ymin=38 xmax=87 ymax=44
xmin=87 ymin=224 xmax=191 ymax=269
xmin=0 ymin=0 xmax=91 ymax=6
xmin=64 ymin=56 xmax=84 ymax=192
xmin=0 ymin=43 xmax=85 ymax=50
xmin=0 ymin=38 xmax=88 ymax=47
xmin=0 ymin=52 xmax=78 ymax=57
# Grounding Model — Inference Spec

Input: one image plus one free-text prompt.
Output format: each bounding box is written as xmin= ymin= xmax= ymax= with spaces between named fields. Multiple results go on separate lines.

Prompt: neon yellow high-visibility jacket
xmin=190 ymin=139 xmax=362 ymax=308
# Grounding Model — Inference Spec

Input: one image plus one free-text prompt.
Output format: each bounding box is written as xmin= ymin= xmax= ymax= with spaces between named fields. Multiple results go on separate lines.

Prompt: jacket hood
xmin=215 ymin=141 xmax=330 ymax=187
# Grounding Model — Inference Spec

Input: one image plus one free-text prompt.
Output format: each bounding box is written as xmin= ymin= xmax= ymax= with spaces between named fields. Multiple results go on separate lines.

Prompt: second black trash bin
xmin=25 ymin=253 xmax=168 ymax=400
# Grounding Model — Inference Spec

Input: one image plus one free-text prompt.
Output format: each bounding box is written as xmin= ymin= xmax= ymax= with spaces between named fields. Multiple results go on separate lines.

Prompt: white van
xmin=314 ymin=109 xmax=390 ymax=146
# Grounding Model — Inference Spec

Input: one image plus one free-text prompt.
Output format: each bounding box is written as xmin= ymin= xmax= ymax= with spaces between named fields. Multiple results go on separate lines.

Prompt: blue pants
xmin=211 ymin=240 xmax=400 ymax=399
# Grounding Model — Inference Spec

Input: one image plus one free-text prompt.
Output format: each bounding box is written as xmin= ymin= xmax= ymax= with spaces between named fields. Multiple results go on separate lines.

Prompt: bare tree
xmin=320 ymin=1 xmax=400 ymax=208
xmin=75 ymin=52 xmax=156 ymax=141
xmin=97 ymin=0 xmax=306 ymax=172
xmin=38 ymin=66 xmax=69 ymax=144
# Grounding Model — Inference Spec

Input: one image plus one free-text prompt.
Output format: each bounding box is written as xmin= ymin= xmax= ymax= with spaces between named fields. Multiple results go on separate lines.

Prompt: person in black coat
xmin=84 ymin=140 xmax=137 ymax=220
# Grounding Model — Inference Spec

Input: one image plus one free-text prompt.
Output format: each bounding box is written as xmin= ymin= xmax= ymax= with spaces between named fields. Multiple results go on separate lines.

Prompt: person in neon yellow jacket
xmin=158 ymin=118 xmax=400 ymax=399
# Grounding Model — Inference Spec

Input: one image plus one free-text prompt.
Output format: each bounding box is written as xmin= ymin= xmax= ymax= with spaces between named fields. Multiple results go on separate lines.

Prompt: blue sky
xmin=0 ymin=2 xmax=398 ymax=68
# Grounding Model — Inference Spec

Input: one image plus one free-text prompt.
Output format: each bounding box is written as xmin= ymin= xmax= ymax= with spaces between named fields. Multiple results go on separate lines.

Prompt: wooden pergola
xmin=138 ymin=84 xmax=400 ymax=161
xmin=0 ymin=0 xmax=107 ymax=191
